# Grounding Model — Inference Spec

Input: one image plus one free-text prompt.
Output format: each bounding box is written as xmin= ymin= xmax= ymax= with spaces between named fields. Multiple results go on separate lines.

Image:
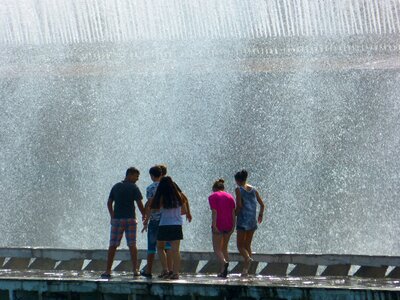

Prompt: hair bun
xmin=218 ymin=178 xmax=225 ymax=183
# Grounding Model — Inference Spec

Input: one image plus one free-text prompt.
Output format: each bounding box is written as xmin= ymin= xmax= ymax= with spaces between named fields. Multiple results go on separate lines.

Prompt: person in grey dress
xmin=234 ymin=170 xmax=265 ymax=276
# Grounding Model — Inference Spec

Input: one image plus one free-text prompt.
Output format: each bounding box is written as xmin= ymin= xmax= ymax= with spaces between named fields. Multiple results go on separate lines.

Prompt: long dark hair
xmin=151 ymin=176 xmax=183 ymax=209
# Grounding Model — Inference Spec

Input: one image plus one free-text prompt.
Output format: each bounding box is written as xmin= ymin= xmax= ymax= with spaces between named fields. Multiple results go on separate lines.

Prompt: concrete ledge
xmin=1 ymin=248 xmax=400 ymax=268
xmin=0 ymin=248 xmax=400 ymax=278
xmin=321 ymin=264 xmax=351 ymax=276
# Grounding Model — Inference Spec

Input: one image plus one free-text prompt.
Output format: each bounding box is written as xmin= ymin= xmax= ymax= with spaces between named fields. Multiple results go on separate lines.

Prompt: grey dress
xmin=236 ymin=186 xmax=258 ymax=231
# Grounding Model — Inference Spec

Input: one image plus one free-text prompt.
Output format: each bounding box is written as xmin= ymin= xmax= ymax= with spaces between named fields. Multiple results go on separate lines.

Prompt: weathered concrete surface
xmin=1 ymin=248 xmax=400 ymax=278
xmin=0 ymin=270 xmax=399 ymax=300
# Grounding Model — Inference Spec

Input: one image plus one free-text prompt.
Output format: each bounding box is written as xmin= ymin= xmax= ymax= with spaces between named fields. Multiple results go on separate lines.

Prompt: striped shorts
xmin=109 ymin=218 xmax=137 ymax=247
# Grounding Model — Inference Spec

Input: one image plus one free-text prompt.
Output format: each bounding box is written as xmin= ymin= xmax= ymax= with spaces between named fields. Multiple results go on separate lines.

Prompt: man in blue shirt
xmin=101 ymin=167 xmax=145 ymax=278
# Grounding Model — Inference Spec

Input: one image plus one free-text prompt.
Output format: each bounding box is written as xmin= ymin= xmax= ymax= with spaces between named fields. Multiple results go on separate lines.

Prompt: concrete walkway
xmin=0 ymin=269 xmax=400 ymax=300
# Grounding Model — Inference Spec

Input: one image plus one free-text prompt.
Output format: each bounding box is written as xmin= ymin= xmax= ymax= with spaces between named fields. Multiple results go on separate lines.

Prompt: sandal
xmin=158 ymin=270 xmax=172 ymax=279
xmin=217 ymin=262 xmax=229 ymax=278
xmin=169 ymin=273 xmax=179 ymax=280
xmin=133 ymin=271 xmax=141 ymax=277
xmin=100 ymin=273 xmax=111 ymax=279
xmin=140 ymin=269 xmax=152 ymax=278
xmin=241 ymin=270 xmax=249 ymax=277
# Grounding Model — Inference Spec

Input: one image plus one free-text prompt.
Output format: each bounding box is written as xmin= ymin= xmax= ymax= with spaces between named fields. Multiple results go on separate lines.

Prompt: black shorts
xmin=157 ymin=225 xmax=183 ymax=241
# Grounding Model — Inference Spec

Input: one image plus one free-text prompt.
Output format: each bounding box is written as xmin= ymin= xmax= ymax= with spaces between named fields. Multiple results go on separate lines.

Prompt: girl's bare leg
xmin=222 ymin=232 xmax=233 ymax=262
xmin=212 ymin=233 xmax=226 ymax=273
xmin=170 ymin=240 xmax=181 ymax=275
xmin=157 ymin=241 xmax=168 ymax=273
xmin=166 ymin=249 xmax=173 ymax=271
xmin=237 ymin=230 xmax=250 ymax=260
xmin=237 ymin=230 xmax=252 ymax=275
xmin=245 ymin=230 xmax=255 ymax=258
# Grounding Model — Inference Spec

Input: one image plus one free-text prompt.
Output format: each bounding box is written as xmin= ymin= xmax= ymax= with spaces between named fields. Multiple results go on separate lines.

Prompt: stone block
xmin=114 ymin=260 xmax=133 ymax=272
xmin=2 ymin=258 xmax=30 ymax=270
xmin=321 ymin=264 xmax=350 ymax=276
xmin=0 ymin=290 xmax=9 ymax=300
xmin=387 ymin=267 xmax=400 ymax=278
xmin=198 ymin=260 xmax=220 ymax=274
xmin=42 ymin=292 xmax=71 ymax=300
xmin=180 ymin=259 xmax=199 ymax=273
xmin=230 ymin=261 xmax=258 ymax=275
xmin=55 ymin=259 xmax=84 ymax=271
xmin=13 ymin=291 xmax=38 ymax=300
xmin=29 ymin=258 xmax=57 ymax=270
xmin=354 ymin=266 xmax=387 ymax=278
xmin=84 ymin=260 xmax=108 ymax=271
xmin=77 ymin=293 xmax=102 ymax=300
xmin=259 ymin=263 xmax=288 ymax=276
xmin=289 ymin=264 xmax=318 ymax=276
xmin=103 ymin=294 xmax=129 ymax=300
xmin=139 ymin=259 xmax=164 ymax=275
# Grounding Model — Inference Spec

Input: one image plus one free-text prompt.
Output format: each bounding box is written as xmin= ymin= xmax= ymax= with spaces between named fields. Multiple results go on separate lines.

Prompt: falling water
xmin=1 ymin=0 xmax=400 ymax=255
xmin=1 ymin=0 xmax=400 ymax=44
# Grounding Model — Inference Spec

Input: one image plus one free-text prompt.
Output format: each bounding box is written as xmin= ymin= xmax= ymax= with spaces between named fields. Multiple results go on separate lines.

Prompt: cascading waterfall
xmin=1 ymin=0 xmax=400 ymax=45
xmin=0 ymin=1 xmax=399 ymax=255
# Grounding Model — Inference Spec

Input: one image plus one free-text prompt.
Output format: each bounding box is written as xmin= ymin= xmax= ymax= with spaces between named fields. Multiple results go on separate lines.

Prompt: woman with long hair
xmin=208 ymin=178 xmax=236 ymax=277
xmin=151 ymin=176 xmax=189 ymax=279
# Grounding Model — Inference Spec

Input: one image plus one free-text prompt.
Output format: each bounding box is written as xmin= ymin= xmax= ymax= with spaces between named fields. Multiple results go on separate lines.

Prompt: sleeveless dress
xmin=236 ymin=186 xmax=258 ymax=231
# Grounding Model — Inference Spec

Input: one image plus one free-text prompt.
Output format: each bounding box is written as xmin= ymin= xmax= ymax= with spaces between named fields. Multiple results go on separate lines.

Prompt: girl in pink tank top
xmin=208 ymin=179 xmax=236 ymax=277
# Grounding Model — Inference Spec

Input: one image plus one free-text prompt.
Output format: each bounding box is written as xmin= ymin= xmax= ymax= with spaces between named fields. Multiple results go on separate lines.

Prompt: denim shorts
xmin=148 ymin=219 xmax=171 ymax=254
xmin=109 ymin=218 xmax=137 ymax=247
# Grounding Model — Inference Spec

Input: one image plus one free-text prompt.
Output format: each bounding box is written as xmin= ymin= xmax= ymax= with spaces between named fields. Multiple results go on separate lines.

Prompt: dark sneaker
xmin=168 ymin=273 xmax=179 ymax=280
xmin=100 ymin=273 xmax=111 ymax=279
xmin=140 ymin=269 xmax=152 ymax=278
xmin=158 ymin=270 xmax=172 ymax=279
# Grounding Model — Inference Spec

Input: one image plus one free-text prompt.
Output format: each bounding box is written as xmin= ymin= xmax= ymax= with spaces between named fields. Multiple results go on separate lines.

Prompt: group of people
xmin=101 ymin=165 xmax=265 ymax=280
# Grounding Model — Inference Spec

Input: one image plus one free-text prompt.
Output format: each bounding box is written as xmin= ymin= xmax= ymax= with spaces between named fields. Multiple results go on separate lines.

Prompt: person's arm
xmin=235 ymin=187 xmax=242 ymax=216
xmin=141 ymin=199 xmax=152 ymax=233
xmin=137 ymin=198 xmax=146 ymax=219
xmin=211 ymin=209 xmax=219 ymax=233
xmin=255 ymin=190 xmax=265 ymax=224
xmin=184 ymin=194 xmax=192 ymax=222
xmin=180 ymin=192 xmax=192 ymax=222
xmin=107 ymin=198 xmax=114 ymax=219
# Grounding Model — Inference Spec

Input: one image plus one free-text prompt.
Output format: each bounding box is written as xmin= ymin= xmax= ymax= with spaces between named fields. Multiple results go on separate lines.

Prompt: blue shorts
xmin=236 ymin=224 xmax=258 ymax=231
xmin=148 ymin=219 xmax=171 ymax=254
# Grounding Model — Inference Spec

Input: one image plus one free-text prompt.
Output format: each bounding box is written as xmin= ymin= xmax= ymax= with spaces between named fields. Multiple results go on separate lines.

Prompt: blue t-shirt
xmin=146 ymin=182 xmax=161 ymax=221
xmin=109 ymin=181 xmax=142 ymax=219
